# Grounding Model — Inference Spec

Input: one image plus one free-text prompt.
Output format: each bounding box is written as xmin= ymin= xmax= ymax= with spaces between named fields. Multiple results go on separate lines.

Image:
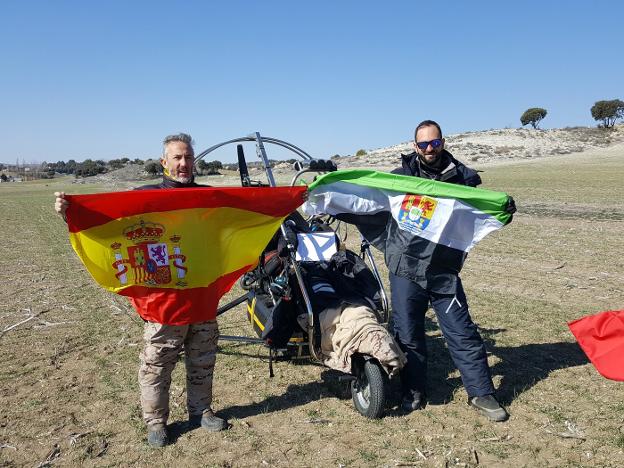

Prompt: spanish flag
xmin=66 ymin=187 xmax=306 ymax=325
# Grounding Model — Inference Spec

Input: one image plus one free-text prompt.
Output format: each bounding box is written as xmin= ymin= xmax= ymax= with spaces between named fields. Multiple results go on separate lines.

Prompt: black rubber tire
xmin=350 ymin=359 xmax=386 ymax=419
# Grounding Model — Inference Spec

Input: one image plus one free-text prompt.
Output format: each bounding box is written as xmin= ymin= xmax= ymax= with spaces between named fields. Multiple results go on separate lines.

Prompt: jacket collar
xmin=401 ymin=150 xmax=455 ymax=178
xmin=160 ymin=175 xmax=198 ymax=188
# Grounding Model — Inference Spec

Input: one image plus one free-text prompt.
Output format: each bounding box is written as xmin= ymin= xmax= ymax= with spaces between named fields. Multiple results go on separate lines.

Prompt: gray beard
xmin=171 ymin=174 xmax=194 ymax=184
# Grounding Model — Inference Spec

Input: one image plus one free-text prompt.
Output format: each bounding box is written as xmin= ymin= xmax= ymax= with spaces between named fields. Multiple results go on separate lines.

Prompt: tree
xmin=108 ymin=159 xmax=124 ymax=170
xmin=196 ymin=160 xmax=208 ymax=174
xmin=591 ymin=99 xmax=624 ymax=128
xmin=355 ymin=149 xmax=367 ymax=156
xmin=65 ymin=160 xmax=77 ymax=174
xmin=75 ymin=159 xmax=107 ymax=178
xmin=144 ymin=160 xmax=162 ymax=176
xmin=38 ymin=161 xmax=54 ymax=179
xmin=197 ymin=159 xmax=222 ymax=175
xmin=520 ymin=108 xmax=548 ymax=129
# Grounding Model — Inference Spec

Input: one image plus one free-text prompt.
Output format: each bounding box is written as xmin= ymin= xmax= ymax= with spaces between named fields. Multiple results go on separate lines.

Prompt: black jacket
xmin=392 ymin=150 xmax=481 ymax=187
xmin=134 ymin=175 xmax=208 ymax=190
xmin=363 ymin=150 xmax=482 ymax=294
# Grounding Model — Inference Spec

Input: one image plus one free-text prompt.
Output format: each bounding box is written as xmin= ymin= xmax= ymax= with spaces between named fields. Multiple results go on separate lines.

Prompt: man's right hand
xmin=54 ymin=191 xmax=69 ymax=221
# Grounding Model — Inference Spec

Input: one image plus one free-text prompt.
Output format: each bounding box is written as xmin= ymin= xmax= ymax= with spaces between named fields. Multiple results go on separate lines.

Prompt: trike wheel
xmin=350 ymin=359 xmax=386 ymax=419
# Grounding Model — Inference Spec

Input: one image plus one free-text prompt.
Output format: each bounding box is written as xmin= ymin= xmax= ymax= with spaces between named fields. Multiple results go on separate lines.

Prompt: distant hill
xmin=336 ymin=125 xmax=624 ymax=168
xmin=34 ymin=125 xmax=624 ymax=189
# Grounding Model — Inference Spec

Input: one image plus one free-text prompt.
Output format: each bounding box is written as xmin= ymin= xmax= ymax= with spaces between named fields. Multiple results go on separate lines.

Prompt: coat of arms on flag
xmin=398 ymin=194 xmax=437 ymax=233
xmin=111 ymin=221 xmax=188 ymax=287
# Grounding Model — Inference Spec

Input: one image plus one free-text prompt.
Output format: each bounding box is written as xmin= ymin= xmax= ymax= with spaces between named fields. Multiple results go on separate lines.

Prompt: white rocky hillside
xmin=336 ymin=125 xmax=624 ymax=168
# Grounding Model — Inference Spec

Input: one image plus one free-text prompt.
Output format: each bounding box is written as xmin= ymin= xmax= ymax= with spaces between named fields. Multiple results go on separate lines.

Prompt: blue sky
xmin=1 ymin=0 xmax=622 ymax=164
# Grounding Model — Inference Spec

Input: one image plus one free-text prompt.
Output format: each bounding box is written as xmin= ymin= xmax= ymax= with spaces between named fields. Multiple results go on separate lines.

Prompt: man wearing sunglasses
xmin=389 ymin=120 xmax=508 ymax=422
xmin=396 ymin=120 xmax=481 ymax=185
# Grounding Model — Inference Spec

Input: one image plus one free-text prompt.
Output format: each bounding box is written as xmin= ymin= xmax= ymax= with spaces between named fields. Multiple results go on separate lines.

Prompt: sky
xmin=1 ymin=0 xmax=622 ymax=164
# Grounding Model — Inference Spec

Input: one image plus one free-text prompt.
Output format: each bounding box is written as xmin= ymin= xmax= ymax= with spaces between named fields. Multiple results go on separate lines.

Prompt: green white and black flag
xmin=303 ymin=169 xmax=514 ymax=282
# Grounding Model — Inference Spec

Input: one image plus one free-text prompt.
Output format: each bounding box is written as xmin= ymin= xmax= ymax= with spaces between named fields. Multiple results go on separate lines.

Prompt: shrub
xmin=355 ymin=149 xmax=367 ymax=157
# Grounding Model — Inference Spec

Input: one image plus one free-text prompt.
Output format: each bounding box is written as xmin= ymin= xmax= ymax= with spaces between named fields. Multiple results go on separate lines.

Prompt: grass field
xmin=1 ymin=145 xmax=623 ymax=467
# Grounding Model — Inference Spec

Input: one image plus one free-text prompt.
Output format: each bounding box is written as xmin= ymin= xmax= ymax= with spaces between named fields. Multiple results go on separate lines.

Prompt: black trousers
xmin=389 ymin=272 xmax=495 ymax=398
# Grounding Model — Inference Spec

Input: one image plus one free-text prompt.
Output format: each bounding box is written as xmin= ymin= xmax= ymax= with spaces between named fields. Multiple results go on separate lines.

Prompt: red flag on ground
xmin=568 ymin=310 xmax=624 ymax=381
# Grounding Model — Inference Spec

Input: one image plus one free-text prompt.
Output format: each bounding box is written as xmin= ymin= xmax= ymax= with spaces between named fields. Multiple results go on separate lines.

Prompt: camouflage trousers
xmin=138 ymin=320 xmax=219 ymax=427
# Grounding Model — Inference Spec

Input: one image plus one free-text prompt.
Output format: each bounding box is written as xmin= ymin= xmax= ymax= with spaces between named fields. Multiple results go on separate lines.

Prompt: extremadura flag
xmin=303 ymin=169 xmax=514 ymax=282
xmin=66 ymin=186 xmax=306 ymax=325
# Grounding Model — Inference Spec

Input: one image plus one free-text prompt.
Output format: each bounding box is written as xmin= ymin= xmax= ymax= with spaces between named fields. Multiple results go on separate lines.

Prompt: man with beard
xmin=54 ymin=133 xmax=228 ymax=447
xmin=389 ymin=120 xmax=508 ymax=422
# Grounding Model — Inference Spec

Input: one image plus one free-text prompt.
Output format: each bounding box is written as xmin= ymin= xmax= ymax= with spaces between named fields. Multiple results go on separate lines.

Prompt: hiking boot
xmin=189 ymin=410 xmax=229 ymax=432
xmin=469 ymin=394 xmax=509 ymax=422
xmin=401 ymin=390 xmax=426 ymax=412
xmin=147 ymin=424 xmax=168 ymax=448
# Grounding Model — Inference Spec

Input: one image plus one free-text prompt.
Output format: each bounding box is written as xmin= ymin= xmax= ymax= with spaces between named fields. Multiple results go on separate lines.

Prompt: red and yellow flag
xmin=66 ymin=186 xmax=306 ymax=325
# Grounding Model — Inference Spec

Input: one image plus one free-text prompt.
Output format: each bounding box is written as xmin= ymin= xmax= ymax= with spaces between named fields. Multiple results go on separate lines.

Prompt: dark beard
xmin=418 ymin=154 xmax=443 ymax=172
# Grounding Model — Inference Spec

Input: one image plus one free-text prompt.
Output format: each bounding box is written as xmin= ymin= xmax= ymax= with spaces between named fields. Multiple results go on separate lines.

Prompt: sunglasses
xmin=416 ymin=139 xmax=442 ymax=150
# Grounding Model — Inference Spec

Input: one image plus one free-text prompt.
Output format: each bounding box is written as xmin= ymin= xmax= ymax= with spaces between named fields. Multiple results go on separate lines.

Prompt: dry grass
xmin=1 ymin=142 xmax=624 ymax=467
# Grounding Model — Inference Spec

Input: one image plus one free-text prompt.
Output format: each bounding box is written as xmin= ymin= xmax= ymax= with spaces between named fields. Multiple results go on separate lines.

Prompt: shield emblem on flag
xmin=398 ymin=194 xmax=437 ymax=232
xmin=146 ymin=243 xmax=171 ymax=284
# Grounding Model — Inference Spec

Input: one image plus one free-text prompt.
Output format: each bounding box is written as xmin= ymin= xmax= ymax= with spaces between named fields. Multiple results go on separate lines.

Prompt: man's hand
xmin=505 ymin=196 xmax=517 ymax=215
xmin=54 ymin=191 xmax=69 ymax=221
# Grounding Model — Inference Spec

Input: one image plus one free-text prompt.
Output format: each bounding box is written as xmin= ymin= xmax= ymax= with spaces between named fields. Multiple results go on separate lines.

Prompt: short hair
xmin=414 ymin=120 xmax=443 ymax=141
xmin=162 ymin=133 xmax=194 ymax=157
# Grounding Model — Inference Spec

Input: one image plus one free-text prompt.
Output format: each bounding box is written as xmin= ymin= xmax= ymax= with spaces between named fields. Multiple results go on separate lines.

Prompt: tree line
xmin=0 ymin=157 xmax=289 ymax=181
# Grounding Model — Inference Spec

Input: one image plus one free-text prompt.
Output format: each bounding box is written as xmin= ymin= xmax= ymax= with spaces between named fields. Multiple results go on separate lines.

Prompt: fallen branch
xmin=68 ymin=431 xmax=93 ymax=446
xmin=1 ymin=315 xmax=37 ymax=334
xmin=544 ymin=420 xmax=586 ymax=440
xmin=0 ymin=444 xmax=17 ymax=450
xmin=36 ymin=443 xmax=60 ymax=468
xmin=303 ymin=418 xmax=331 ymax=424
xmin=544 ymin=429 xmax=586 ymax=440
xmin=94 ymin=439 xmax=108 ymax=457
xmin=0 ymin=309 xmax=50 ymax=338
xmin=34 ymin=320 xmax=73 ymax=329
